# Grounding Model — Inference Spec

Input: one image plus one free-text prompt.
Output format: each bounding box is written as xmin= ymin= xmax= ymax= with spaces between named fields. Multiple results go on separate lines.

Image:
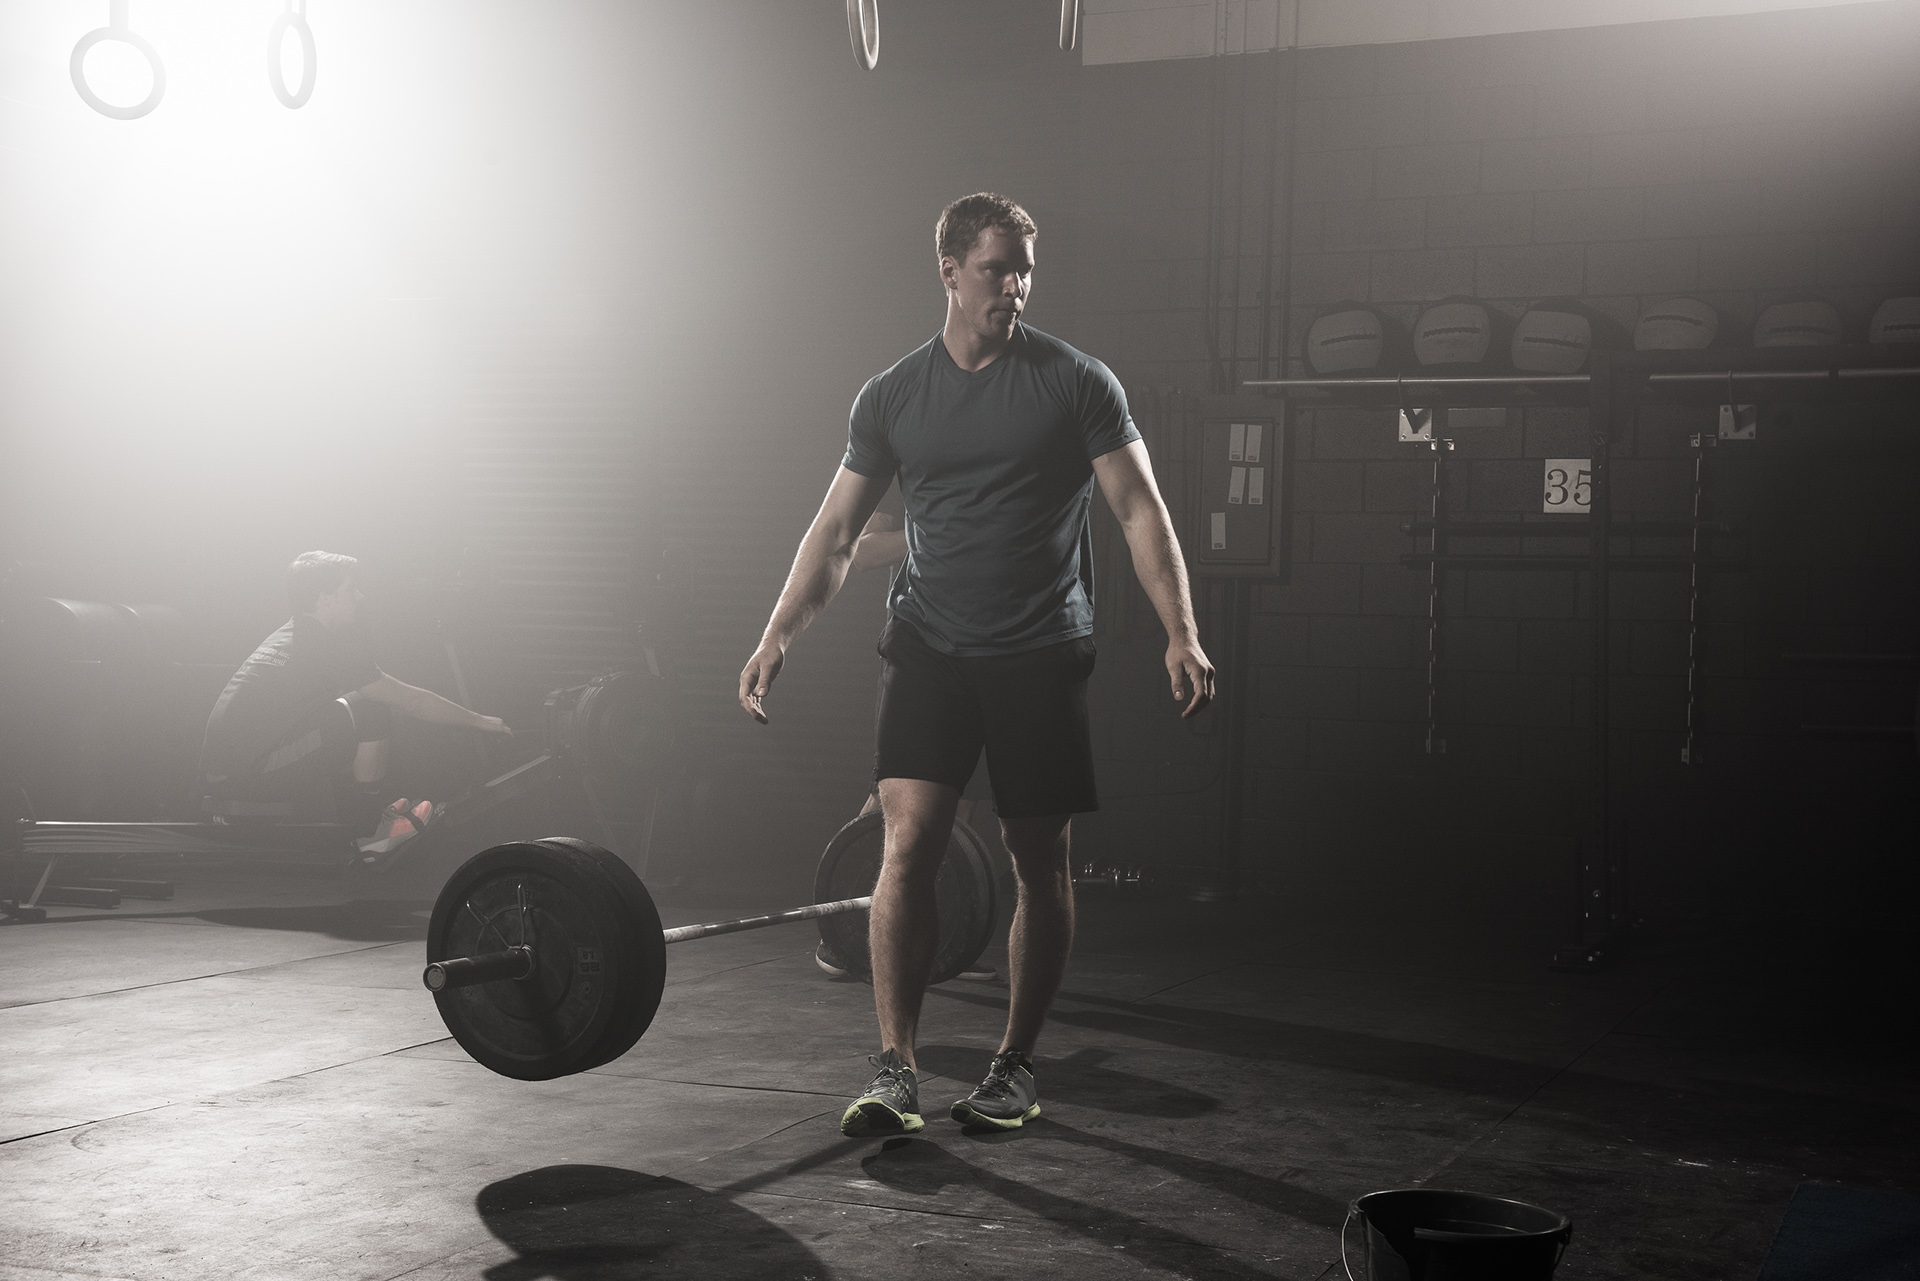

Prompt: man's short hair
xmin=936 ymin=193 xmax=1037 ymax=269
xmin=287 ymin=551 xmax=358 ymax=614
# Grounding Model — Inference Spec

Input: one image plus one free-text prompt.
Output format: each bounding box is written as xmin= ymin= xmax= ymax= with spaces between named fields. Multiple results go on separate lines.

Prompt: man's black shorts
xmin=873 ymin=616 xmax=1098 ymax=819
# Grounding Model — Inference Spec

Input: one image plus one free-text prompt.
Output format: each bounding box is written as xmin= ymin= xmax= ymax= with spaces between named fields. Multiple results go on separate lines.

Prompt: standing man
xmin=738 ymin=193 xmax=1212 ymax=1137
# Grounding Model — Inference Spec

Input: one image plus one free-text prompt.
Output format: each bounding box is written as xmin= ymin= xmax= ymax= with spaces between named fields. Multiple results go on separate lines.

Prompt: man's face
xmin=313 ymin=577 xmax=362 ymax=628
xmin=941 ymin=226 xmax=1033 ymax=344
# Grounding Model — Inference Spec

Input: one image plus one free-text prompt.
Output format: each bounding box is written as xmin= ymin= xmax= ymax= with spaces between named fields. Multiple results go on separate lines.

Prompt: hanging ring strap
xmin=846 ymin=0 xmax=879 ymax=70
xmin=268 ymin=0 xmax=317 ymax=109
xmin=71 ymin=0 xmax=167 ymax=121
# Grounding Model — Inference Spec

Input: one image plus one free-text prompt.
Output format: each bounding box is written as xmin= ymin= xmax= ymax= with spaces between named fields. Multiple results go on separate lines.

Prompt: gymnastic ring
xmin=267 ymin=2 xmax=317 ymax=110
xmin=70 ymin=8 xmax=166 ymax=121
xmin=846 ymin=0 xmax=879 ymax=71
xmin=1059 ymin=0 xmax=1081 ymax=52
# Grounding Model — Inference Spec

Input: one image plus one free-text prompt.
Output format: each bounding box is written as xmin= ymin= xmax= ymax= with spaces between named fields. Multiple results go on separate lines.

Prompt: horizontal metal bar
xmin=1780 ymin=652 xmax=1920 ymax=669
xmin=18 ymin=821 xmax=353 ymax=860
xmin=661 ymin=895 xmax=873 ymax=945
xmin=77 ymin=878 xmax=175 ymax=900
xmin=1647 ymin=367 xmax=1920 ymax=384
xmin=1241 ymin=374 xmax=1588 ymax=389
xmin=34 ymin=886 xmax=120 ymax=909
xmin=1244 ymin=365 xmax=1920 ymax=393
xmin=1402 ymin=520 xmax=1734 ymax=537
xmin=1401 ymin=554 xmax=1749 ymax=571
xmin=1799 ymin=724 xmax=1916 ymax=740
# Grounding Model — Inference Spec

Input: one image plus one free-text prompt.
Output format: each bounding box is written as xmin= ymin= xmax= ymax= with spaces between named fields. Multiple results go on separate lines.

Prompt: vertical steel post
xmin=1424 ymin=436 xmax=1453 ymax=755
xmin=1681 ymin=432 xmax=1714 ymax=765
xmin=1573 ymin=353 xmax=1617 ymax=963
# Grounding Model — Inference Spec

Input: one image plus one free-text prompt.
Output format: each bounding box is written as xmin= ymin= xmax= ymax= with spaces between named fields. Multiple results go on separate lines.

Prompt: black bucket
xmin=1343 ymin=1188 xmax=1572 ymax=1281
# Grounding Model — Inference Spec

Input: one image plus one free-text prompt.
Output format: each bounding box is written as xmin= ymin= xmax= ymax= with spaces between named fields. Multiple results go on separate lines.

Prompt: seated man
xmin=199 ymin=551 xmax=511 ymax=828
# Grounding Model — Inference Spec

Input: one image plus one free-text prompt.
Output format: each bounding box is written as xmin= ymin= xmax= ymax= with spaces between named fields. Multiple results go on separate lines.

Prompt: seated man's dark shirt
xmin=201 ymin=616 xmax=383 ymax=778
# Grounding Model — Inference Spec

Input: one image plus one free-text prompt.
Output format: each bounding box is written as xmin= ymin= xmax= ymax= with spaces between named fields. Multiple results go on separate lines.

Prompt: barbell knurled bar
xmin=661 ymin=895 xmax=874 ymax=945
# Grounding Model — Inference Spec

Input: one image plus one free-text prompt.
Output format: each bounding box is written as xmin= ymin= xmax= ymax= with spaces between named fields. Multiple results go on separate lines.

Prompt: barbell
xmin=422 ymin=817 xmax=997 ymax=1080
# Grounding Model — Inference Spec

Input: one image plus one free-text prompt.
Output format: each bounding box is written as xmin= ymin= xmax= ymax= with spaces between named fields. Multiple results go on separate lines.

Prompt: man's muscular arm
xmin=1091 ymin=440 xmax=1215 ymax=717
xmin=739 ymin=467 xmax=894 ymax=723
xmin=358 ymin=674 xmax=511 ymax=734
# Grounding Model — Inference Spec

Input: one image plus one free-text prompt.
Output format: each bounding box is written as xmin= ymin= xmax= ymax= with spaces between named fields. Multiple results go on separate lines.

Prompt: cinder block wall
xmin=1068 ymin=4 xmax=1920 ymax=924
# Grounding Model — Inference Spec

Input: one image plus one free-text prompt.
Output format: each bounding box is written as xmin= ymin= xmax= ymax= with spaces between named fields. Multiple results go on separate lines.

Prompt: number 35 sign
xmin=1543 ymin=458 xmax=1591 ymax=514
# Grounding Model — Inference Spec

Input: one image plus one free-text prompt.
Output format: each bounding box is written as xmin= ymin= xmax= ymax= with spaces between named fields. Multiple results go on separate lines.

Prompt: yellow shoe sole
xmin=840 ymin=1099 xmax=925 ymax=1137
xmin=949 ymin=1101 xmax=1041 ymax=1130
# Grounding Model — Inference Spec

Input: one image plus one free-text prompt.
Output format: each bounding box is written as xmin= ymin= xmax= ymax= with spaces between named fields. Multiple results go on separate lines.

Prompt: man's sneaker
xmin=950 ymin=1051 xmax=1040 ymax=1130
xmin=840 ymin=1049 xmax=923 ymax=1137
xmin=353 ymin=799 xmax=438 ymax=860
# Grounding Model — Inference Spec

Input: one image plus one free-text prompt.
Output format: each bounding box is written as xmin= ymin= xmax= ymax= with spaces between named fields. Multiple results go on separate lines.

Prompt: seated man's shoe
xmin=950 ymin=1050 xmax=1039 ymax=1130
xmin=840 ymin=1049 xmax=923 ymax=1137
xmin=354 ymin=799 xmax=437 ymax=858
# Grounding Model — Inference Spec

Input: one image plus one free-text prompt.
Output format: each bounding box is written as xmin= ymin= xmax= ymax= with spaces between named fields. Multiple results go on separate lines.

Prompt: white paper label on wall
xmin=1228 ymin=423 xmax=1245 ymax=461
xmin=1248 ymin=466 xmax=1264 ymax=504
xmin=1210 ymin=512 xmax=1226 ymax=550
xmin=1542 ymin=458 xmax=1591 ymax=513
xmin=1227 ymin=466 xmax=1246 ymax=504
xmin=1244 ymin=424 xmax=1262 ymax=463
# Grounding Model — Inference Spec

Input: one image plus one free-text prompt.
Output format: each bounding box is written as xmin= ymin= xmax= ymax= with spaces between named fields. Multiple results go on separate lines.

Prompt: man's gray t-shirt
xmin=842 ymin=324 xmax=1140 ymax=657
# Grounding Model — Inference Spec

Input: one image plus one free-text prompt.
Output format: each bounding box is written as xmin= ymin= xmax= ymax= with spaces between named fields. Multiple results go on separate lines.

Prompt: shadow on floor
xmin=194 ymin=902 xmax=429 ymax=942
xmin=927 ymin=982 xmax=1920 ymax=1170
xmin=858 ymin=1137 xmax=1296 ymax=1278
xmin=476 ymin=1165 xmax=830 ymax=1281
xmin=980 ymin=1113 xmax=1350 ymax=1230
xmin=917 ymin=1044 xmax=1221 ymax=1118
xmin=930 ymin=981 xmax=1555 ymax=1098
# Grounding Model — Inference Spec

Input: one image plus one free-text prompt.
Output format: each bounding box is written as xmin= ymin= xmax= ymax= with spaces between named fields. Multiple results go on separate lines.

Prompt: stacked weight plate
xmin=425 ymin=838 xmax=666 ymax=1080
xmin=813 ymin=811 xmax=996 ymax=985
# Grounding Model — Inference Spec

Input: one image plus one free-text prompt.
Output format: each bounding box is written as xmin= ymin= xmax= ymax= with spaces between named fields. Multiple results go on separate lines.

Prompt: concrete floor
xmin=2 ymin=864 xmax=1915 ymax=1281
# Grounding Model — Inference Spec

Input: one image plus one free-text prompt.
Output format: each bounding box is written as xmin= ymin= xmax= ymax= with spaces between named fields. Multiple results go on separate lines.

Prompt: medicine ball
xmin=1413 ymin=297 xmax=1504 ymax=372
xmin=1868 ymin=295 xmax=1920 ymax=345
xmin=1306 ymin=302 xmax=1400 ymax=376
xmin=1753 ymin=299 xmax=1843 ymax=347
xmin=1634 ymin=297 xmax=1722 ymax=351
xmin=1510 ymin=297 xmax=1620 ymax=374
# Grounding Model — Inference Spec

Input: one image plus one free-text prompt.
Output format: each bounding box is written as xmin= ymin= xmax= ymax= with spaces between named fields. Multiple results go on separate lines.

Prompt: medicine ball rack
xmin=1245 ymin=345 xmax=1920 ymax=970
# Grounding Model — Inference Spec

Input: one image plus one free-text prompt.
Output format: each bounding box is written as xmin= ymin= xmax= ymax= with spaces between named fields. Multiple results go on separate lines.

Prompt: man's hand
xmin=475 ymin=716 xmax=513 ymax=735
xmin=738 ymin=642 xmax=785 ymax=724
xmin=1168 ymin=640 xmax=1215 ymax=718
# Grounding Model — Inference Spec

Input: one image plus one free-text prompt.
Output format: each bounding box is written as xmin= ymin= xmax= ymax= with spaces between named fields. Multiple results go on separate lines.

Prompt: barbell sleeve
xmin=661 ymin=896 xmax=873 ymax=945
xmin=423 ymin=945 xmax=534 ymax=992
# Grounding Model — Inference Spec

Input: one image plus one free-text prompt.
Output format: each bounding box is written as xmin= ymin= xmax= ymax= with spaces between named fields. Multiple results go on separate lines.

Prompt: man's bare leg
xmin=999 ymin=813 xmax=1074 ymax=1056
xmin=870 ymin=777 xmax=960 ymax=1069
xmin=352 ymin=739 xmax=388 ymax=783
